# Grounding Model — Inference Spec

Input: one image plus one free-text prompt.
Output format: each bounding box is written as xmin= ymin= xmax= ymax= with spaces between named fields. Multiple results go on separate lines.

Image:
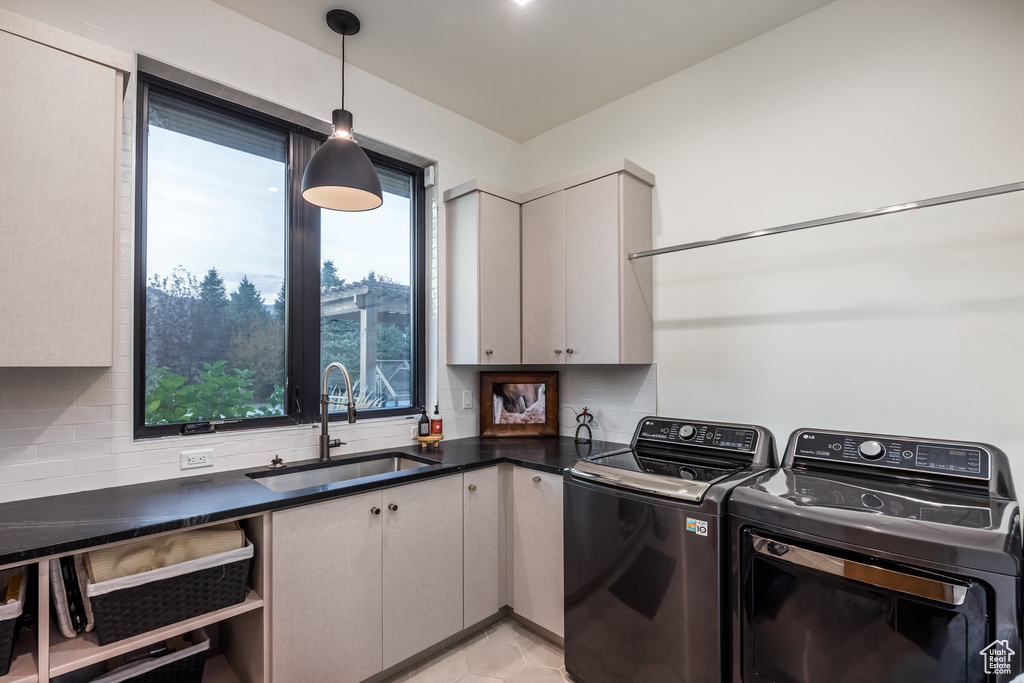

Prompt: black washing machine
xmin=730 ymin=428 xmax=1021 ymax=683
xmin=564 ymin=417 xmax=776 ymax=683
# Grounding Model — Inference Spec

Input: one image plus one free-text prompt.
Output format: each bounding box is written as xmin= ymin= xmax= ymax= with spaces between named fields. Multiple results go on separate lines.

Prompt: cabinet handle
xmin=371 ymin=507 xmax=380 ymax=515
xmin=467 ymin=484 xmax=477 ymax=491
xmin=554 ymin=349 xmax=562 ymax=354
xmin=485 ymin=349 xmax=493 ymax=355
xmin=389 ymin=503 xmax=399 ymax=511
xmin=533 ymin=476 xmax=541 ymax=483
xmin=566 ymin=348 xmax=574 ymax=354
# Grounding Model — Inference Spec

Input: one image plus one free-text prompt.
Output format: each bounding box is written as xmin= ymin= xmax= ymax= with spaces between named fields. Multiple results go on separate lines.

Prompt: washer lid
xmin=731 ymin=468 xmax=1022 ymax=576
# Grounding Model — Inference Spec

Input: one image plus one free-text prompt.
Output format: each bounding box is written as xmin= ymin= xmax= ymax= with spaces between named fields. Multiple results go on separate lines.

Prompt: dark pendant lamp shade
xmin=301 ymin=109 xmax=383 ymax=212
xmin=301 ymin=10 xmax=383 ymax=212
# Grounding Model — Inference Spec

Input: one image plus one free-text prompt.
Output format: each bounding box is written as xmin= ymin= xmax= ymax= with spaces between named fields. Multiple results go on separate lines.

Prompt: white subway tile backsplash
xmin=1 ymin=426 xmax=77 ymax=448
xmin=0 ymin=481 xmax=38 ymax=505
xmin=38 ymin=439 xmax=111 ymax=461
xmin=38 ymin=406 xmax=112 ymax=426
xmin=0 ymin=446 xmax=38 ymax=465
xmin=77 ymin=452 xmax=143 ymax=474
xmin=38 ymin=472 xmax=110 ymax=498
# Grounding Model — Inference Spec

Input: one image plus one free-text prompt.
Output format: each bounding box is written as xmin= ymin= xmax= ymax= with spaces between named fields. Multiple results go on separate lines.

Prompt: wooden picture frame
xmin=480 ymin=371 xmax=559 ymax=437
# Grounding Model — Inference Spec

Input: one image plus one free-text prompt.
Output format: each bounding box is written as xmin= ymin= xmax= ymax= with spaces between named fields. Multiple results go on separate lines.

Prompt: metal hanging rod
xmin=628 ymin=180 xmax=1024 ymax=260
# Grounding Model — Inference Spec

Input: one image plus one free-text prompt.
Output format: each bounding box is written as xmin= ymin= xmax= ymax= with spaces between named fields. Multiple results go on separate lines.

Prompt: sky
xmin=146 ymin=127 xmax=411 ymax=303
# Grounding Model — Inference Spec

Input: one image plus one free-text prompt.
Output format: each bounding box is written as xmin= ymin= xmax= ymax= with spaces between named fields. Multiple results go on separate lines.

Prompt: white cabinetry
xmin=271 ymin=490 xmax=383 ymax=683
xmin=463 ymin=465 xmax=505 ymax=626
xmin=522 ymin=168 xmax=654 ymax=365
xmin=0 ymin=9 xmax=130 ymax=366
xmin=271 ymin=475 xmax=465 ymax=679
xmin=511 ymin=468 xmax=564 ymax=637
xmin=382 ymin=474 xmax=464 ymax=668
xmin=446 ymin=183 xmax=522 ymax=365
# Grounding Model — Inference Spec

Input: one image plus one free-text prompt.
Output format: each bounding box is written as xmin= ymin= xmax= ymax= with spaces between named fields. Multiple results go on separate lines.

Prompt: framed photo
xmin=480 ymin=371 xmax=559 ymax=437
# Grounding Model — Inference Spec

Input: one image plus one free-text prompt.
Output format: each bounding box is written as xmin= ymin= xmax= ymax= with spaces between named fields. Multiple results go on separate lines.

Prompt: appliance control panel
xmin=789 ymin=429 xmax=991 ymax=481
xmin=636 ymin=418 xmax=758 ymax=452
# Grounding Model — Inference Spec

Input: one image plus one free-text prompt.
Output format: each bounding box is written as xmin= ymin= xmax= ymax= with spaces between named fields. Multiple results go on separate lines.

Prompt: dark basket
xmin=89 ymin=558 xmax=250 ymax=646
xmin=115 ymin=648 xmax=207 ymax=683
xmin=0 ymin=615 xmax=20 ymax=677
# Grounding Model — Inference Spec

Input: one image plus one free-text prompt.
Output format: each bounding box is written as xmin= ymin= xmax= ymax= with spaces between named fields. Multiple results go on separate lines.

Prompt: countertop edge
xmin=0 ymin=436 xmax=625 ymax=567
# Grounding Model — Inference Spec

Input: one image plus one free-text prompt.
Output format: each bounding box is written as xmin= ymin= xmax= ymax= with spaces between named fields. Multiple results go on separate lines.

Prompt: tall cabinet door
xmin=271 ymin=490 xmax=384 ymax=683
xmin=511 ymin=468 xmax=565 ymax=637
xmin=477 ymin=193 xmax=522 ymax=364
xmin=382 ymin=475 xmax=465 ymax=668
xmin=564 ymin=174 xmax=621 ymax=364
xmin=0 ymin=26 xmax=127 ymax=366
xmin=464 ymin=467 xmax=503 ymax=626
xmin=521 ymin=192 xmax=566 ymax=365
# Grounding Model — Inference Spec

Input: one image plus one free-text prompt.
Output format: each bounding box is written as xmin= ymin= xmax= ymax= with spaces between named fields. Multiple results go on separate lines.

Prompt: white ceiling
xmin=212 ymin=0 xmax=836 ymax=142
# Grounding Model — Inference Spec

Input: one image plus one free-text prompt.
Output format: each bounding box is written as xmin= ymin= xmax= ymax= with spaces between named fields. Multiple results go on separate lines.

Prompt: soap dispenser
xmin=430 ymin=405 xmax=443 ymax=435
xmin=417 ymin=407 xmax=431 ymax=436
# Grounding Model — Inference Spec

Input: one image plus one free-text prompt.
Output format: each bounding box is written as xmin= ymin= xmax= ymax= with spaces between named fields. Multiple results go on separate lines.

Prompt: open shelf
xmin=202 ymin=654 xmax=241 ymax=683
xmin=0 ymin=628 xmax=38 ymax=683
xmin=48 ymin=593 xmax=262 ymax=677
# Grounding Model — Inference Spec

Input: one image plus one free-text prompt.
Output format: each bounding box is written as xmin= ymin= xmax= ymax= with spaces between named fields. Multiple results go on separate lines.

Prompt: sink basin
xmin=248 ymin=453 xmax=434 ymax=493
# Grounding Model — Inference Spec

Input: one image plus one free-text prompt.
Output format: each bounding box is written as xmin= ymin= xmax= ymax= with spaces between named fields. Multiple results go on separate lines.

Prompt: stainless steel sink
xmin=248 ymin=454 xmax=433 ymax=493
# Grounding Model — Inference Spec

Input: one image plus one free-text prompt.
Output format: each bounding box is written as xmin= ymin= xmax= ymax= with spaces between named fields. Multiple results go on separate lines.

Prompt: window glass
xmin=143 ymin=91 xmax=287 ymax=426
xmin=320 ymin=165 xmax=414 ymax=412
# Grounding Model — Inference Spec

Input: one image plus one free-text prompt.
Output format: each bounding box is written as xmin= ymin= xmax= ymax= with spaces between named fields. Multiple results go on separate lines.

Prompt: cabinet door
xmin=0 ymin=30 xmax=121 ymax=366
xmin=477 ymin=193 xmax=522 ymax=364
xmin=564 ymin=175 xmax=621 ymax=364
xmin=521 ymin=192 xmax=566 ymax=365
xmin=512 ymin=468 xmax=564 ymax=637
xmin=464 ymin=467 xmax=503 ymax=626
xmin=383 ymin=475 xmax=464 ymax=668
xmin=271 ymin=491 xmax=383 ymax=683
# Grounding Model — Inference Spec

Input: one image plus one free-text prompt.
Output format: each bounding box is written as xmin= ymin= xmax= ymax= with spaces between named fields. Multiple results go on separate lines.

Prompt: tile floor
xmin=382 ymin=617 xmax=569 ymax=683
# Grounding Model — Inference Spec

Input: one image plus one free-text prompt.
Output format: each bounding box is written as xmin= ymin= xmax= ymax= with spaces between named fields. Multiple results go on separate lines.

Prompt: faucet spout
xmin=320 ymin=361 xmax=357 ymax=461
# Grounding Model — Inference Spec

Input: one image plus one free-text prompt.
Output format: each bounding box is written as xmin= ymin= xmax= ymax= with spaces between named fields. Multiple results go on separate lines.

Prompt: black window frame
xmin=133 ymin=73 xmax=426 ymax=439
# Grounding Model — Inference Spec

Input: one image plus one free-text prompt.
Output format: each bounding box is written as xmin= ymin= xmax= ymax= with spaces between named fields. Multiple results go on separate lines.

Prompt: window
xmin=134 ymin=75 xmax=425 ymax=438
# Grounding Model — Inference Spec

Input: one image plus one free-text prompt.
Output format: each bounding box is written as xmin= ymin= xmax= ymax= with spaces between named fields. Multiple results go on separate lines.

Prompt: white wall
xmin=522 ymin=0 xmax=1024 ymax=477
xmin=0 ymin=0 xmax=655 ymax=502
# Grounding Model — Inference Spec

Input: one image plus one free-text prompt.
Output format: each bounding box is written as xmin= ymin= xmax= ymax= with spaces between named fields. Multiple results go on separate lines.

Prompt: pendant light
xmin=301 ymin=9 xmax=383 ymax=212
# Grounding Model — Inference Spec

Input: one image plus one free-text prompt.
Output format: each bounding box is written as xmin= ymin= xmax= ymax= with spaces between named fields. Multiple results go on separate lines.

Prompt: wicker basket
xmin=88 ymin=629 xmax=209 ymax=683
xmin=86 ymin=542 xmax=252 ymax=646
xmin=0 ymin=567 xmax=27 ymax=676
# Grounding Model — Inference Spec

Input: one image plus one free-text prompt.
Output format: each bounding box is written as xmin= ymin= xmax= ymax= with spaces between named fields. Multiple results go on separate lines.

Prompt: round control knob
xmin=858 ymin=440 xmax=886 ymax=461
xmin=679 ymin=425 xmax=696 ymax=440
xmin=677 ymin=467 xmax=696 ymax=480
xmin=861 ymin=493 xmax=884 ymax=510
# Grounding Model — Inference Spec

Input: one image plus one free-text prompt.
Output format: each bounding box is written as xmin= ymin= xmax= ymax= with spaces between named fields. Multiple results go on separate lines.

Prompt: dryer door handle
xmin=750 ymin=533 xmax=970 ymax=606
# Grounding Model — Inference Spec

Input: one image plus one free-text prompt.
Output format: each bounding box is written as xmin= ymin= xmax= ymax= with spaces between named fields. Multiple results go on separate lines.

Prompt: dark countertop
xmin=0 ymin=436 xmax=625 ymax=567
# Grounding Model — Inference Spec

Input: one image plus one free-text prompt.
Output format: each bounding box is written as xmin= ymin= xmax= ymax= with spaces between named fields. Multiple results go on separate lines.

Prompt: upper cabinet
xmin=0 ymin=9 xmax=131 ymax=366
xmin=523 ymin=166 xmax=654 ymax=364
xmin=445 ymin=182 xmax=522 ymax=365
xmin=445 ymin=160 xmax=654 ymax=366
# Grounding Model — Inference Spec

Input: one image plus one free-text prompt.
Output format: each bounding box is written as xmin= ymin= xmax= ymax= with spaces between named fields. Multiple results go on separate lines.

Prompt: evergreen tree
xmin=195 ymin=268 xmax=230 ymax=368
xmin=321 ymin=260 xmax=344 ymax=292
xmin=229 ymin=276 xmax=270 ymax=335
xmin=273 ymin=281 xmax=286 ymax=320
xmin=199 ymin=268 xmax=228 ymax=308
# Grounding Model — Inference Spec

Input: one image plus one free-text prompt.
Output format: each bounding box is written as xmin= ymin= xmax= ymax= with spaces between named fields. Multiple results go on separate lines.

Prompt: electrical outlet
xmin=463 ymin=390 xmax=473 ymax=409
xmin=180 ymin=448 xmax=213 ymax=470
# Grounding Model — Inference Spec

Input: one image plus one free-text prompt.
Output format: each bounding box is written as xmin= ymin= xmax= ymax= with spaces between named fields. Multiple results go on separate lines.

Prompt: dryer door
xmin=737 ymin=528 xmax=998 ymax=683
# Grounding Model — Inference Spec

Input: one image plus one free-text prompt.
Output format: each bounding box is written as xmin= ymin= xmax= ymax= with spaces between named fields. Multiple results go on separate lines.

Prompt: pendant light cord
xmin=341 ymin=33 xmax=346 ymax=112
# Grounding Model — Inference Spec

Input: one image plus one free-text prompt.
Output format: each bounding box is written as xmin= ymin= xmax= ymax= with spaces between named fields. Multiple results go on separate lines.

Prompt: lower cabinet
xmin=511 ymin=468 xmax=565 ymax=637
xmin=271 ymin=489 xmax=383 ymax=683
xmin=463 ymin=465 xmax=504 ymax=626
xmin=271 ymin=475 xmax=465 ymax=681
xmin=382 ymin=475 xmax=464 ymax=668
